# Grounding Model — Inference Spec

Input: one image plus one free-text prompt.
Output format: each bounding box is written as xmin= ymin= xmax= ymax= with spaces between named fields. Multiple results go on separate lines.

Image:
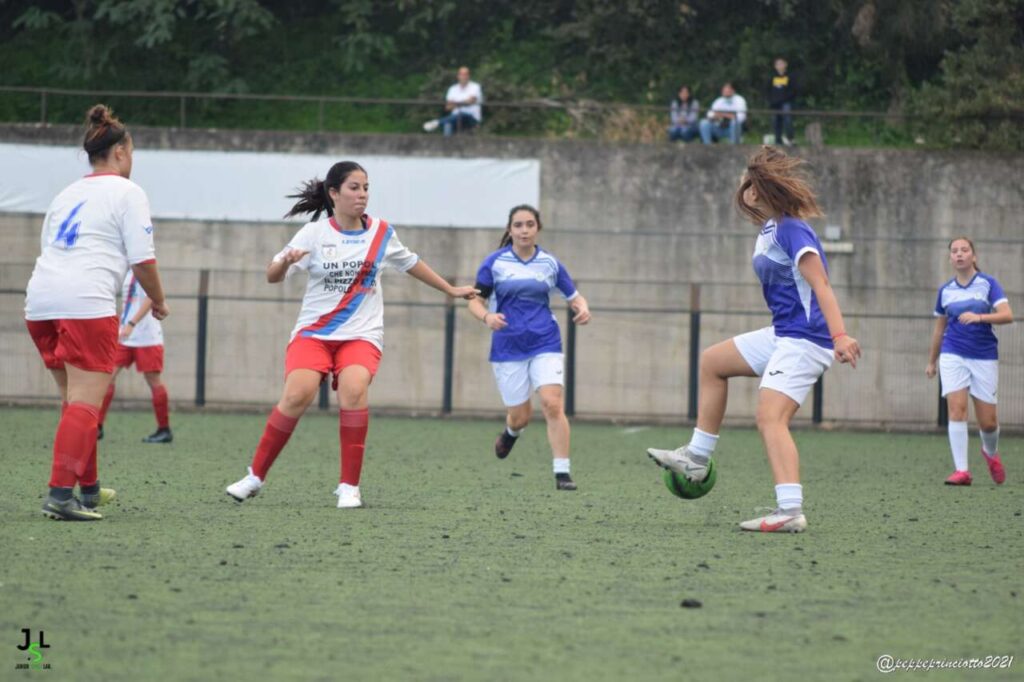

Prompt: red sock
xmin=81 ymin=439 xmax=99 ymax=488
xmin=151 ymin=384 xmax=170 ymax=429
xmin=251 ymin=407 xmax=298 ymax=480
xmin=339 ymin=408 xmax=369 ymax=485
xmin=98 ymin=383 xmax=115 ymax=426
xmin=49 ymin=402 xmax=99 ymax=488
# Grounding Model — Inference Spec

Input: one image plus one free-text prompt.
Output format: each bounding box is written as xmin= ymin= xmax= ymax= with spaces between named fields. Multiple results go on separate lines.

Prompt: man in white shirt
xmin=699 ymin=82 xmax=748 ymax=144
xmin=423 ymin=66 xmax=483 ymax=136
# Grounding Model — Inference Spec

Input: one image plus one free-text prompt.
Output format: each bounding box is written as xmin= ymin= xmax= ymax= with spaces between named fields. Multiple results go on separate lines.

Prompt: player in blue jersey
xmin=646 ymin=147 xmax=861 ymax=533
xmin=926 ymin=237 xmax=1013 ymax=486
xmin=467 ymin=205 xmax=591 ymax=491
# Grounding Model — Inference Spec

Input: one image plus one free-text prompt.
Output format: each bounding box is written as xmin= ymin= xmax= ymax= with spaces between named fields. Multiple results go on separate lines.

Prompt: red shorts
xmin=26 ymin=317 xmax=119 ymax=374
xmin=285 ymin=336 xmax=382 ymax=389
xmin=114 ymin=344 xmax=165 ymax=373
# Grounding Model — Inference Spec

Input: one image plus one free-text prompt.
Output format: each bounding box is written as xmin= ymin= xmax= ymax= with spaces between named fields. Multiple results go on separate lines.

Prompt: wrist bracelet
xmin=831 ymin=331 xmax=846 ymax=340
xmin=127 ymin=320 xmax=136 ymax=327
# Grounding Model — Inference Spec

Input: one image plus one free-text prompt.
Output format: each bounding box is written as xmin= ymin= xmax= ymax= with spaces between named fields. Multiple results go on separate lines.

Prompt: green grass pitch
xmin=1 ymin=407 xmax=1020 ymax=681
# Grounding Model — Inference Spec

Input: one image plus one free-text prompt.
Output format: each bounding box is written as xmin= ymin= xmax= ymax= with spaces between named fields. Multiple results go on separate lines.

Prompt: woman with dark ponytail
xmin=466 ymin=205 xmax=591 ymax=491
xmin=226 ymin=161 xmax=478 ymax=509
xmin=647 ymin=146 xmax=860 ymax=533
xmin=25 ymin=104 xmax=169 ymax=521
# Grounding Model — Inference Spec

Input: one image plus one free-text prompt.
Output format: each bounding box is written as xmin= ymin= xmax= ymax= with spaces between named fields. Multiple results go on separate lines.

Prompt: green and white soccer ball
xmin=662 ymin=458 xmax=717 ymax=499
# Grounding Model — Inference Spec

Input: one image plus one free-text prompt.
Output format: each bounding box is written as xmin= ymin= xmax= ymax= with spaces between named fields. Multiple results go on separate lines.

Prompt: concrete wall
xmin=1 ymin=124 xmax=1021 ymax=428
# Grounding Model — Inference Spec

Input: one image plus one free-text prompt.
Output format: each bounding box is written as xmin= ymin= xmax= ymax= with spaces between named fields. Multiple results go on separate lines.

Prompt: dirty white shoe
xmin=226 ymin=467 xmax=263 ymax=502
xmin=646 ymin=445 xmax=709 ymax=482
xmin=739 ymin=507 xmax=807 ymax=533
xmin=335 ymin=483 xmax=363 ymax=509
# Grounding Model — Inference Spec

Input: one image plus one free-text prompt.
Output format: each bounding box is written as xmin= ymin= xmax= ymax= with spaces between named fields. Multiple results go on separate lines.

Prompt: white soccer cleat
xmin=646 ymin=445 xmax=709 ymax=482
xmin=739 ymin=508 xmax=807 ymax=533
xmin=422 ymin=119 xmax=440 ymax=132
xmin=335 ymin=483 xmax=363 ymax=509
xmin=226 ymin=467 xmax=263 ymax=502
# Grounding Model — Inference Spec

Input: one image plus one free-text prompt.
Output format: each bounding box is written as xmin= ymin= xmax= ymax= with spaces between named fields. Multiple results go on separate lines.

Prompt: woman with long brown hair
xmin=926 ymin=237 xmax=1012 ymax=485
xmin=647 ymin=146 xmax=860 ymax=533
xmin=467 ymin=205 xmax=591 ymax=490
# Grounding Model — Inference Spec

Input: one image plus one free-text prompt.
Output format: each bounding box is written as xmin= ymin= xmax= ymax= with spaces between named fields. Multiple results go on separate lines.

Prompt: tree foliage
xmin=1 ymin=0 xmax=1020 ymax=148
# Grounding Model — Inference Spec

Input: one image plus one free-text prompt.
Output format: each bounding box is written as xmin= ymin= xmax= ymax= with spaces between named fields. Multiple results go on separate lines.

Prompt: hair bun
xmin=88 ymin=104 xmax=111 ymax=125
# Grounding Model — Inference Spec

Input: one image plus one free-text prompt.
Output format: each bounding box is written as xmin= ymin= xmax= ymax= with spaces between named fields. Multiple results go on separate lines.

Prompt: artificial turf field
xmin=1 ymin=407 xmax=1020 ymax=682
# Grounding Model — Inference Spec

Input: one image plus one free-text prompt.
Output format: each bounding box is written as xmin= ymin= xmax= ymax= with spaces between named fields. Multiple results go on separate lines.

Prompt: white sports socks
xmin=948 ymin=421 xmax=969 ymax=471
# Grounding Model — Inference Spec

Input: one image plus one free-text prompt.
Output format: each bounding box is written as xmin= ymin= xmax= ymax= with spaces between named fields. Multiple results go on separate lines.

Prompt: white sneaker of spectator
xmin=422 ymin=119 xmax=440 ymax=132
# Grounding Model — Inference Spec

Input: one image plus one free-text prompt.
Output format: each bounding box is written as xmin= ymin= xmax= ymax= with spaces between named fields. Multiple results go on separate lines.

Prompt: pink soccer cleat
xmin=944 ymin=470 xmax=972 ymax=486
xmin=981 ymin=451 xmax=1006 ymax=485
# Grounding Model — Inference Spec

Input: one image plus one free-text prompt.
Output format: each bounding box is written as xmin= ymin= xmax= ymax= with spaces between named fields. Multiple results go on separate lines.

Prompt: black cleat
xmin=555 ymin=473 xmax=577 ymax=491
xmin=494 ymin=430 xmax=518 ymax=459
xmin=142 ymin=427 xmax=173 ymax=444
xmin=97 ymin=424 xmax=104 ymax=440
xmin=41 ymin=495 xmax=103 ymax=521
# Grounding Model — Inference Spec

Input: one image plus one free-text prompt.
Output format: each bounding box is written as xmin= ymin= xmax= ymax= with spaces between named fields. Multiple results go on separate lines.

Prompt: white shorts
xmin=939 ymin=353 xmax=998 ymax=404
xmin=491 ymin=353 xmax=565 ymax=407
xmin=733 ymin=326 xmax=834 ymax=405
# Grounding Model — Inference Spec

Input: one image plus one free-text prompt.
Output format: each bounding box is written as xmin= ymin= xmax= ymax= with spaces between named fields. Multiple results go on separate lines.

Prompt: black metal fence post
xmin=441 ymin=296 xmax=456 ymax=414
xmin=812 ymin=376 xmax=824 ymax=424
xmin=937 ymin=378 xmax=948 ymax=427
xmin=687 ymin=284 xmax=701 ymax=421
xmin=318 ymin=379 xmax=329 ymax=410
xmin=195 ymin=269 xmax=209 ymax=406
xmin=40 ymin=90 xmax=47 ymax=125
xmin=179 ymin=96 xmax=187 ymax=128
xmin=565 ymin=308 xmax=576 ymax=417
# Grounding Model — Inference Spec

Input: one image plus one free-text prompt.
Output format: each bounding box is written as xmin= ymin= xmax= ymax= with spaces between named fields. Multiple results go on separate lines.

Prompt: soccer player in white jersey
xmin=96 ymin=271 xmax=173 ymax=444
xmin=646 ymin=147 xmax=861 ymax=533
xmin=226 ymin=161 xmax=477 ymax=509
xmin=24 ymin=104 xmax=169 ymax=521
xmin=467 ymin=205 xmax=591 ymax=491
xmin=926 ymin=237 xmax=1013 ymax=486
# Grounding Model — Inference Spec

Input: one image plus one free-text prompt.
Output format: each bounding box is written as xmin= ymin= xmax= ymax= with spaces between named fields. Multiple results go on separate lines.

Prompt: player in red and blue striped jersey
xmin=225 ymin=161 xmax=478 ymax=509
xmin=646 ymin=147 xmax=861 ymax=533
xmin=467 ymin=205 xmax=591 ymax=490
xmin=25 ymin=104 xmax=169 ymax=521
xmin=926 ymin=237 xmax=1013 ymax=486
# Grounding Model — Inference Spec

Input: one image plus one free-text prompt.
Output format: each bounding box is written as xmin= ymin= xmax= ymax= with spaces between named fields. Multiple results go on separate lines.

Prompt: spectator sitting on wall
xmin=423 ymin=66 xmax=483 ymax=137
xmin=668 ymin=85 xmax=700 ymax=143
xmin=769 ymin=57 xmax=797 ymax=146
xmin=699 ymin=82 xmax=747 ymax=145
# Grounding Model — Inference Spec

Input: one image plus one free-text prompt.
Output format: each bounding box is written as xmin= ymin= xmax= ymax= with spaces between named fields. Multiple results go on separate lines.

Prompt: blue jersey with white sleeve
xmin=934 ymin=273 xmax=1007 ymax=360
xmin=752 ymin=216 xmax=832 ymax=349
xmin=475 ymin=246 xmax=578 ymax=362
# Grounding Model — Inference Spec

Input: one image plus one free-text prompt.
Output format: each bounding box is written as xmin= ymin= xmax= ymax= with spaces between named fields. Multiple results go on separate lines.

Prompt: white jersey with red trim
xmin=25 ymin=174 xmax=157 ymax=320
xmin=282 ymin=215 xmax=419 ymax=348
xmin=119 ymin=272 xmax=163 ymax=347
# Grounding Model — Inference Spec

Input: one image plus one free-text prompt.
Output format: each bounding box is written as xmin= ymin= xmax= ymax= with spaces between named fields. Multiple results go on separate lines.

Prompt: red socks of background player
xmin=151 ymin=384 xmax=170 ymax=429
xmin=339 ymin=408 xmax=369 ymax=486
xmin=250 ymin=407 xmax=298 ymax=480
xmin=50 ymin=402 xmax=99 ymax=489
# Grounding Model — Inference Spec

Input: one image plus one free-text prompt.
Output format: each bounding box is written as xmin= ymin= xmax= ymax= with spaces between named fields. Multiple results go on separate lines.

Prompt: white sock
xmin=506 ymin=426 xmax=522 ymax=438
xmin=338 ymin=482 xmax=359 ymax=494
xmin=980 ymin=427 xmax=1000 ymax=457
xmin=553 ymin=458 xmax=570 ymax=474
xmin=775 ymin=483 xmax=803 ymax=512
xmin=687 ymin=428 xmax=719 ymax=458
xmin=948 ymin=421 xmax=969 ymax=471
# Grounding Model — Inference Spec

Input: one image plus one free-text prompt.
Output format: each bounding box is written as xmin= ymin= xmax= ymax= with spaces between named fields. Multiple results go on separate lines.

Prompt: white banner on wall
xmin=0 ymin=143 xmax=540 ymax=228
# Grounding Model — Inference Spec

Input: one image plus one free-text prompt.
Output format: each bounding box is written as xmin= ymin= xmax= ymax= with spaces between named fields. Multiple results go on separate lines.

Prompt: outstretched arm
xmin=406 ymin=260 xmax=478 ymax=299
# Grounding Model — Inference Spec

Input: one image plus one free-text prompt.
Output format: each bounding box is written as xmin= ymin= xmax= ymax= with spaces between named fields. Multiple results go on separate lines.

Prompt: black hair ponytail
xmin=284 ymin=161 xmax=366 ymax=220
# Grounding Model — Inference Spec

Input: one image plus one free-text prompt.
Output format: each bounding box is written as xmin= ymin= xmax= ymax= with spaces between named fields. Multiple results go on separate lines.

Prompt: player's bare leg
xmin=647 ymin=338 xmax=756 ymax=478
xmin=538 ymin=385 xmax=575 ymax=490
xmin=496 ymin=401 xmax=530 ymax=459
xmin=740 ymin=388 xmax=806 ymax=533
